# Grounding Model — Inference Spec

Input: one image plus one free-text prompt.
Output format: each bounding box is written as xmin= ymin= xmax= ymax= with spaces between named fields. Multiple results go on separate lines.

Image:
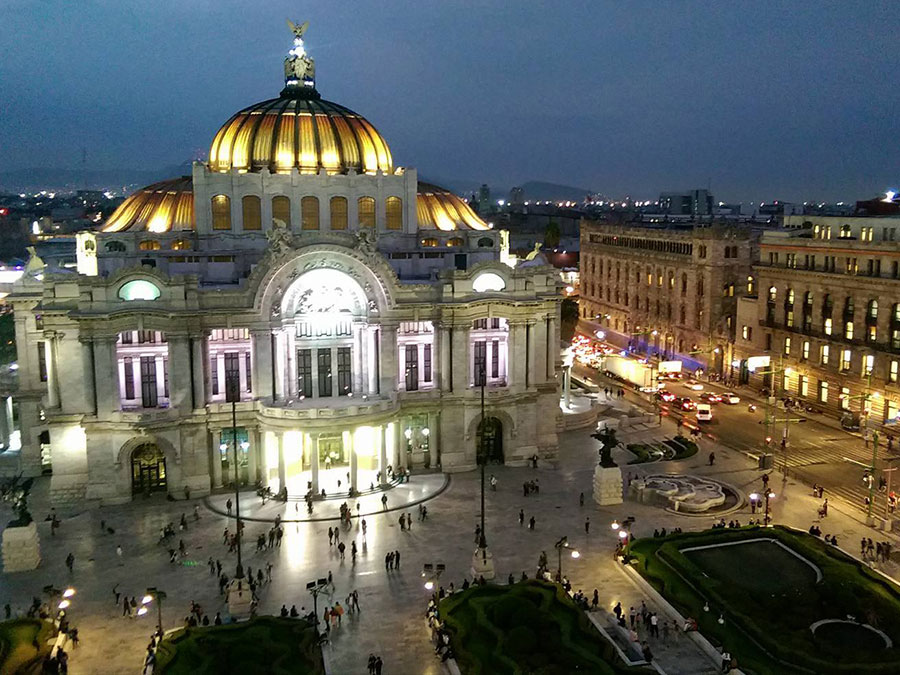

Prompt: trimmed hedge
xmin=440 ymin=580 xmax=652 ymax=675
xmin=663 ymin=436 xmax=698 ymax=460
xmin=154 ymin=616 xmax=325 ymax=675
xmin=631 ymin=526 xmax=900 ymax=675
xmin=0 ymin=619 xmax=55 ymax=675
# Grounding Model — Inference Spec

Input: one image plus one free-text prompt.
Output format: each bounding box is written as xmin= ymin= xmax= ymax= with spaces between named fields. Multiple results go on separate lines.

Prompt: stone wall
xmin=2 ymin=521 xmax=41 ymax=572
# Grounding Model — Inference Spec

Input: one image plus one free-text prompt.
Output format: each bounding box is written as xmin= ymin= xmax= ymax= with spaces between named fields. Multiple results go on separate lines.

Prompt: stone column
xmin=366 ymin=327 xmax=379 ymax=394
xmin=273 ymin=331 xmax=287 ymax=401
xmin=451 ymin=325 xmax=469 ymax=392
xmin=526 ymin=321 xmax=536 ymax=388
xmin=510 ymin=322 xmax=527 ymax=390
xmin=379 ymin=425 xmax=389 ymax=486
xmin=348 ymin=428 xmax=358 ymax=491
xmin=399 ymin=422 xmax=409 ymax=470
xmin=439 ymin=324 xmax=451 ymax=391
xmin=353 ymin=323 xmax=365 ymax=395
xmin=44 ymin=336 xmax=60 ymax=409
xmin=0 ymin=397 xmax=9 ymax=449
xmin=76 ymin=339 xmax=96 ymax=415
xmin=380 ymin=324 xmax=398 ymax=395
xmin=190 ymin=335 xmax=206 ymax=409
xmin=93 ymin=337 xmax=118 ymax=419
xmin=167 ymin=335 xmax=192 ymax=413
xmin=211 ymin=434 xmax=223 ymax=488
xmin=251 ymin=330 xmax=274 ymax=401
xmin=309 ymin=434 xmax=319 ymax=494
xmin=248 ymin=428 xmax=260 ymax=485
xmin=276 ymin=432 xmax=287 ymax=491
xmin=428 ymin=411 xmax=440 ymax=468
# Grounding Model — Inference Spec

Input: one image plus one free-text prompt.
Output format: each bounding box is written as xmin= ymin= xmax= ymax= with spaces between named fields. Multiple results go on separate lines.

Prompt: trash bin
xmin=758 ymin=453 xmax=774 ymax=470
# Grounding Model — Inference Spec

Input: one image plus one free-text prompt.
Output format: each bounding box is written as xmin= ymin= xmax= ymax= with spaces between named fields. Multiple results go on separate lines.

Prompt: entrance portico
xmin=263 ymin=421 xmax=403 ymax=498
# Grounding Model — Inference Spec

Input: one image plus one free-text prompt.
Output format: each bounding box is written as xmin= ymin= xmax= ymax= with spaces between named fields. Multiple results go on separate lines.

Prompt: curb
xmin=203 ymin=474 xmax=452 ymax=524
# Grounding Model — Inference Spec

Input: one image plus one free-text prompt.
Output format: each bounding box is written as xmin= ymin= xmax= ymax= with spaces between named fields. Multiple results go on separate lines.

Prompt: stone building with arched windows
xmin=8 ymin=26 xmax=562 ymax=506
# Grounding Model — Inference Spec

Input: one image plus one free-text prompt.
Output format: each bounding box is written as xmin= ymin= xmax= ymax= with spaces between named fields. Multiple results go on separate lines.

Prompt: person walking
xmin=708 ymin=451 xmax=716 ymax=466
xmin=528 ymin=516 xmax=535 ymax=530
xmin=394 ymin=550 xmax=400 ymax=568
xmin=381 ymin=494 xmax=388 ymax=510
xmin=351 ymin=541 xmax=358 ymax=563
xmin=226 ymin=498 xmax=232 ymax=515
xmin=579 ymin=492 xmax=585 ymax=507
xmin=338 ymin=541 xmax=346 ymax=560
xmin=65 ymin=552 xmax=75 ymax=574
xmin=518 ymin=509 xmax=525 ymax=526
xmin=629 ymin=606 xmax=636 ymax=629
xmin=362 ymin=519 xmax=367 ymax=536
xmin=116 ymin=545 xmax=124 ymax=561
xmin=328 ymin=527 xmax=334 ymax=546
xmin=584 ymin=517 xmax=590 ymax=534
xmin=650 ymin=612 xmax=659 ymax=637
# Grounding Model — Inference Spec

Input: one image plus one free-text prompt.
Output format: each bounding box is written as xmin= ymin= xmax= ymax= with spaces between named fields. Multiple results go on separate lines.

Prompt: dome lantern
xmin=282 ymin=19 xmax=320 ymax=100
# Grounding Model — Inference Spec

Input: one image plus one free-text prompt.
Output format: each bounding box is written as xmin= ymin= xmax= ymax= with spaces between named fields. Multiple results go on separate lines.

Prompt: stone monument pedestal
xmin=226 ymin=578 xmax=253 ymax=620
xmin=2 ymin=521 xmax=41 ymax=572
xmin=471 ymin=546 xmax=496 ymax=580
xmin=593 ymin=465 xmax=623 ymax=506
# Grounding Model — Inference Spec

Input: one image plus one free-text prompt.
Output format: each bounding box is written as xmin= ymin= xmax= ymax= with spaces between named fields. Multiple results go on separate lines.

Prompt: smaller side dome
xmin=416 ymin=182 xmax=489 ymax=231
xmin=102 ymin=177 xmax=194 ymax=233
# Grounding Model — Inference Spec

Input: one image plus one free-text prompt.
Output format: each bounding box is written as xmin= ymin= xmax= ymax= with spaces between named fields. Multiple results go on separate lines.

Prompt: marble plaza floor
xmin=5 ymin=416 xmax=900 ymax=674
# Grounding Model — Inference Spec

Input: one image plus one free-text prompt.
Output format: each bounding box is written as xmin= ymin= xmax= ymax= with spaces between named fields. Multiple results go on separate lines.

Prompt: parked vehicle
xmin=840 ymin=412 xmax=861 ymax=431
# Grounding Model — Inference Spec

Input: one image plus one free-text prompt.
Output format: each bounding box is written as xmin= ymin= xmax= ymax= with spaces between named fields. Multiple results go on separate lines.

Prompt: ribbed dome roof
xmin=416 ymin=182 xmax=489 ymax=231
xmin=100 ymin=178 xmax=488 ymax=233
xmin=102 ymin=177 xmax=194 ymax=233
xmin=208 ymin=96 xmax=393 ymax=176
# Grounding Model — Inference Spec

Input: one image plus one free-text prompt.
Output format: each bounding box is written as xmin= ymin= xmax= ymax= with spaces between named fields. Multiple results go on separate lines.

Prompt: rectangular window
xmin=317 ymin=348 xmax=332 ymax=397
xmin=741 ymin=326 xmax=751 ymax=340
xmin=890 ymin=360 xmax=899 ymax=384
xmin=224 ymin=353 xmax=240 ymax=401
xmin=474 ymin=340 xmax=487 ymax=385
xmin=824 ymin=318 xmax=833 ymax=336
xmin=820 ymin=344 xmax=830 ymax=365
xmin=783 ymin=337 xmax=791 ymax=356
xmin=140 ymin=356 xmax=158 ymax=408
xmin=210 ymin=356 xmax=219 ymax=395
xmin=163 ymin=358 xmax=169 ymax=398
xmin=840 ymin=386 xmax=851 ymax=410
xmin=37 ymin=341 xmax=47 ymax=382
xmin=491 ymin=339 xmax=500 ymax=378
xmin=799 ymin=375 xmax=809 ymax=397
xmin=802 ymin=341 xmax=810 ymax=360
xmin=298 ymin=349 xmax=312 ymax=398
xmin=120 ymin=331 xmax=133 ymax=345
xmin=868 ymin=325 xmax=877 ymax=343
xmin=123 ymin=356 xmax=135 ymax=399
xmin=405 ymin=344 xmax=418 ymax=391
xmin=863 ymin=354 xmax=874 ymax=377
xmin=819 ymin=380 xmax=829 ymax=403
xmin=245 ymin=353 xmax=252 ymax=393
xmin=423 ymin=344 xmax=432 ymax=382
xmin=844 ymin=322 xmax=854 ymax=340
xmin=840 ymin=349 xmax=851 ymax=371
xmin=337 ymin=347 xmax=352 ymax=395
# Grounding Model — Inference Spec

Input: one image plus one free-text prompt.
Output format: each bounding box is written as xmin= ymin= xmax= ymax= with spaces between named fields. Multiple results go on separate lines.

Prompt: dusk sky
xmin=2 ymin=1 xmax=898 ymax=202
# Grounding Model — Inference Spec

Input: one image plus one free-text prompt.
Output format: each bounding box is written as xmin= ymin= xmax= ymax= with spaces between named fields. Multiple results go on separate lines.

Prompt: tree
xmin=560 ymin=298 xmax=579 ymax=342
xmin=543 ymin=220 xmax=560 ymax=248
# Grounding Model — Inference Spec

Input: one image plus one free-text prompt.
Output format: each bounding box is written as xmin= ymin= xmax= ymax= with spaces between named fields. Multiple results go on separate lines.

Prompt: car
xmin=696 ymin=403 xmax=713 ymax=422
xmin=683 ymin=380 xmax=704 ymax=391
xmin=700 ymin=393 xmax=722 ymax=404
xmin=656 ymin=391 xmax=676 ymax=402
xmin=721 ymin=392 xmax=741 ymax=404
xmin=676 ymin=397 xmax=696 ymax=411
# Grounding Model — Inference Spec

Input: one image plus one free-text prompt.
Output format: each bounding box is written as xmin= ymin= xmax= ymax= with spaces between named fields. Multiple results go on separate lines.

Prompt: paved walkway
xmin=4 ymin=415 xmax=900 ymax=674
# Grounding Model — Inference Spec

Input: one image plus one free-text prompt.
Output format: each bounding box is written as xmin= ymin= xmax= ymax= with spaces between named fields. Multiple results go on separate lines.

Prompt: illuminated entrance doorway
xmin=477 ymin=417 xmax=503 ymax=464
xmin=319 ymin=435 xmax=346 ymax=472
xmin=131 ymin=443 xmax=167 ymax=495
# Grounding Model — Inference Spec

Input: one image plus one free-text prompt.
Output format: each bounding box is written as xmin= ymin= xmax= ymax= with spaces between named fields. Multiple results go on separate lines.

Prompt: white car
xmin=696 ymin=403 xmax=713 ymax=422
xmin=722 ymin=392 xmax=741 ymax=404
xmin=684 ymin=380 xmax=704 ymax=391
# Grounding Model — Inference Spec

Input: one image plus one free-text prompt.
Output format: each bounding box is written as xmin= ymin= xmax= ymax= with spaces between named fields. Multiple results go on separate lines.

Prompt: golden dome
xmin=208 ymin=96 xmax=393 ymax=175
xmin=100 ymin=178 xmax=487 ymax=232
xmin=102 ymin=177 xmax=194 ymax=233
xmin=416 ymin=182 xmax=489 ymax=231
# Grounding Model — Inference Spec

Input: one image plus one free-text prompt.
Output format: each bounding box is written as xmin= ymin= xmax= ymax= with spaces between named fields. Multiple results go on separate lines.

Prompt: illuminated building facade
xmin=579 ymin=220 xmax=752 ymax=374
xmin=9 ymin=26 xmax=562 ymax=505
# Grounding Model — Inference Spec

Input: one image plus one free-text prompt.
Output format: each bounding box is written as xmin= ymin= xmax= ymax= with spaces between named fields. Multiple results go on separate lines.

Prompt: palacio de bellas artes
xmin=5 ymin=23 xmax=563 ymax=509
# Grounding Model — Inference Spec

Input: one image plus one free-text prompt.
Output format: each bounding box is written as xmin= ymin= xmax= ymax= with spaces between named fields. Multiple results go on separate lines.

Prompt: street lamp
xmin=611 ymin=517 xmax=635 ymax=556
xmin=554 ymin=536 xmax=580 ymax=580
xmin=471 ymin=364 xmax=495 ymax=579
xmin=141 ymin=587 xmax=166 ymax=633
xmin=751 ymin=491 xmax=776 ymax=526
xmin=306 ymin=578 xmax=329 ymax=631
xmin=225 ymin=375 xmax=245 ymax=580
xmin=422 ymin=562 xmax=446 ymax=591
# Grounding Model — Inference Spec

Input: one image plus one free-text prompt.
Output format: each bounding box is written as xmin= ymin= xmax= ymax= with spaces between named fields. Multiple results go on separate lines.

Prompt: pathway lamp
xmin=422 ymin=563 xmax=446 ymax=591
xmin=306 ymin=578 xmax=329 ymax=631
xmin=554 ymin=536 xmax=580 ymax=580
xmin=140 ymin=587 xmax=166 ymax=633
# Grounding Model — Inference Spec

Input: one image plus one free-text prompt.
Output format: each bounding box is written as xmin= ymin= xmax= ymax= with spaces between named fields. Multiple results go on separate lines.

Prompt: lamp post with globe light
xmin=471 ymin=365 xmax=495 ymax=579
xmin=554 ymin=536 xmax=580 ymax=580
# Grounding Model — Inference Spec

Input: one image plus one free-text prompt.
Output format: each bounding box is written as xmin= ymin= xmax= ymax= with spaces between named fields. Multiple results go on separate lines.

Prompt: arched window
xmin=804 ymin=291 xmax=813 ymax=307
xmin=211 ymin=195 xmax=231 ymax=230
xmin=868 ymin=299 xmax=878 ymax=319
xmin=139 ymin=240 xmax=161 ymax=251
xmin=477 ymin=237 xmax=493 ymax=248
xmin=747 ymin=275 xmax=755 ymax=295
xmin=301 ymin=196 xmax=319 ymax=230
xmin=272 ymin=196 xmax=291 ymax=227
xmin=768 ymin=286 xmax=777 ymax=302
xmin=171 ymin=239 xmax=191 ymax=250
xmin=844 ymin=297 xmax=854 ymax=315
xmin=241 ymin=195 xmax=261 ymax=230
xmin=118 ymin=280 xmax=161 ymax=301
xmin=421 ymin=238 xmax=438 ymax=248
xmin=786 ymin=289 xmax=794 ymax=305
xmin=385 ymin=196 xmax=402 ymax=230
xmin=358 ymin=197 xmax=376 ymax=227
xmin=447 ymin=237 xmax=464 ymax=247
xmin=106 ymin=241 xmax=126 ymax=253
xmin=330 ymin=196 xmax=348 ymax=230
